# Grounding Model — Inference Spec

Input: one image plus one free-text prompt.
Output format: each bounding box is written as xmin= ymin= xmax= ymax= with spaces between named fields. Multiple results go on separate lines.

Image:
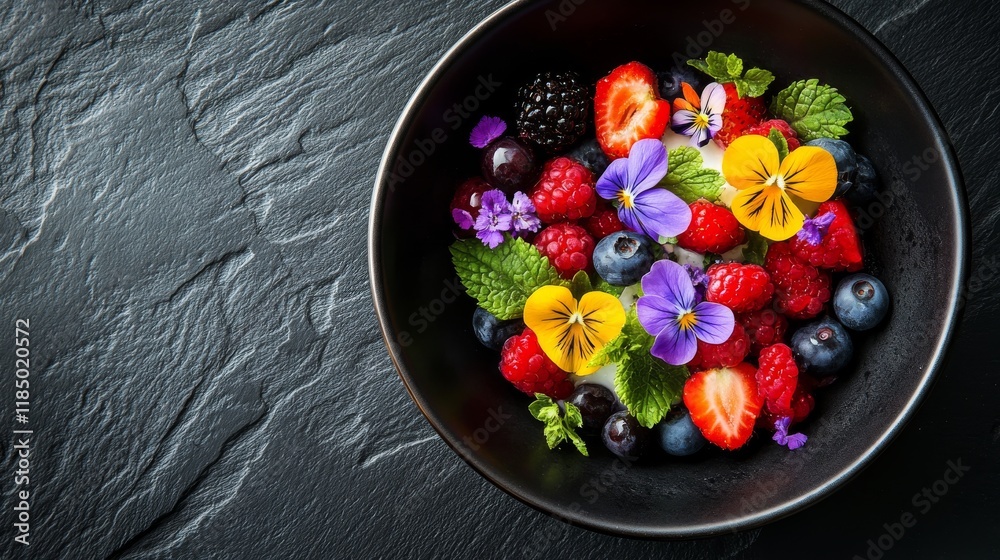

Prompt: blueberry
xmin=806 ymin=138 xmax=857 ymax=198
xmin=846 ymin=154 xmax=879 ymax=207
xmin=481 ymin=137 xmax=539 ymax=193
xmin=472 ymin=307 xmax=525 ymax=351
xmin=602 ymin=410 xmax=650 ymax=459
xmin=833 ymin=274 xmax=890 ymax=331
xmin=656 ymin=409 xmax=706 ymax=457
xmin=593 ymin=232 xmax=656 ymax=286
xmin=567 ymin=139 xmax=610 ymax=177
xmin=568 ymin=384 xmax=617 ymax=432
xmin=657 ymin=66 xmax=703 ymax=101
xmin=791 ymin=317 xmax=854 ymax=376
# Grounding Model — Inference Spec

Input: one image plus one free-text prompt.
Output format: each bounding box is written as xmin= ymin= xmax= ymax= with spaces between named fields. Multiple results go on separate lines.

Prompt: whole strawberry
xmin=530 ymin=157 xmax=598 ymax=223
xmin=756 ymin=343 xmax=799 ymax=417
xmin=744 ymin=119 xmax=801 ymax=151
xmin=714 ymin=83 xmax=767 ymax=149
xmin=790 ymin=200 xmax=864 ymax=272
xmin=739 ymin=308 xmax=789 ymax=355
xmin=689 ymin=322 xmax=751 ymax=370
xmin=705 ymin=263 xmax=774 ymax=313
xmin=500 ymin=328 xmax=573 ymax=399
xmin=676 ymin=201 xmax=746 ymax=255
xmin=534 ymin=222 xmax=595 ymax=279
xmin=765 ymin=242 xmax=832 ymax=320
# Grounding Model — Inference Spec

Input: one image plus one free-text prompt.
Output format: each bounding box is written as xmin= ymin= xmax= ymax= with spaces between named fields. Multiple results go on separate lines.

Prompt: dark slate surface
xmin=0 ymin=0 xmax=996 ymax=558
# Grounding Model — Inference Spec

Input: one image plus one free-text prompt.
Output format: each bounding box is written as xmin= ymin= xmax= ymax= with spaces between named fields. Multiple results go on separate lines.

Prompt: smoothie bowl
xmin=368 ymin=0 xmax=966 ymax=538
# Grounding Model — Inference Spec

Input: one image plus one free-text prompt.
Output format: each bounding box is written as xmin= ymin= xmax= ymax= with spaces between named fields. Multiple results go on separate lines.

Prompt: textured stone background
xmin=0 ymin=0 xmax=996 ymax=558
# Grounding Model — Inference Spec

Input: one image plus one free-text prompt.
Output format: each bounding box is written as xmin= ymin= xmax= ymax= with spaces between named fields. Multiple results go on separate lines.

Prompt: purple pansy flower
xmin=772 ymin=416 xmax=808 ymax=450
xmin=469 ymin=116 xmax=507 ymax=149
xmin=684 ymin=264 xmax=709 ymax=303
xmin=473 ymin=189 xmax=512 ymax=249
xmin=509 ymin=191 xmax=541 ymax=236
xmin=670 ymin=82 xmax=726 ymax=148
xmin=452 ymin=208 xmax=475 ymax=230
xmin=637 ymin=260 xmax=735 ymax=365
xmin=796 ymin=211 xmax=837 ymax=246
xmin=596 ymin=139 xmax=692 ymax=241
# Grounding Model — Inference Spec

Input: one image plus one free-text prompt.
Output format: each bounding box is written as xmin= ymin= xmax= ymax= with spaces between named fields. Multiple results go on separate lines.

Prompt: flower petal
xmin=722 ymin=135 xmax=780 ymax=191
xmin=574 ymin=291 xmax=627 ymax=375
xmin=691 ymin=301 xmax=735 ymax=344
xmin=523 ymin=286 xmax=625 ymax=375
xmin=650 ymin=319 xmax=698 ymax=366
xmin=672 ymin=97 xmax=697 ymax=114
xmin=670 ymin=109 xmax=702 ymax=137
xmin=731 ymin=185 xmax=805 ymax=241
xmin=640 ymin=260 xmax=696 ymax=310
xmin=631 ymin=187 xmax=693 ymax=239
xmin=626 ymin=138 xmax=669 ymax=193
xmin=707 ymin=113 xmax=723 ymax=135
xmin=636 ymin=294 xmax=679 ymax=337
xmin=681 ymin=82 xmax=702 ymax=108
xmin=701 ymin=82 xmax=727 ymax=115
xmin=596 ymin=157 xmax=629 ymax=200
xmin=779 ymin=146 xmax=838 ymax=203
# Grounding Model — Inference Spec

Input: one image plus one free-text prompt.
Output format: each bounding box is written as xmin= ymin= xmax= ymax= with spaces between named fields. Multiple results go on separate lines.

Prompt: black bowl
xmin=368 ymin=0 xmax=967 ymax=538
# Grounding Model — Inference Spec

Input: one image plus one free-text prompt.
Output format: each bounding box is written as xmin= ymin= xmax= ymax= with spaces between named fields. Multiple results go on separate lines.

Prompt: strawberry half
xmin=594 ymin=61 xmax=671 ymax=159
xmin=683 ymin=363 xmax=764 ymax=450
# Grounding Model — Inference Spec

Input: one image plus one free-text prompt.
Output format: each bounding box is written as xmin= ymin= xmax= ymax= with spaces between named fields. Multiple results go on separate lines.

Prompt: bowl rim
xmin=367 ymin=0 xmax=969 ymax=539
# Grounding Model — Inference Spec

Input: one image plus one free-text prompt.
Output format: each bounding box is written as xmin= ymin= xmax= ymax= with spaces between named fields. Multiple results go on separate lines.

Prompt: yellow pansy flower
xmin=523 ymin=286 xmax=626 ymax=375
xmin=722 ymin=135 xmax=838 ymax=241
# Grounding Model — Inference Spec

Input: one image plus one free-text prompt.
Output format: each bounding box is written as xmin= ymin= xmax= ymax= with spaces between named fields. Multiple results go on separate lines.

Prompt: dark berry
xmin=568 ymin=384 xmax=617 ymax=433
xmin=567 ymin=139 xmax=611 ymax=176
xmin=481 ymin=137 xmax=539 ymax=193
xmin=656 ymin=66 xmax=703 ymax=101
xmin=846 ymin=154 xmax=879 ymax=207
xmin=516 ymin=71 xmax=590 ymax=153
xmin=472 ymin=307 xmax=525 ymax=351
xmin=833 ymin=274 xmax=890 ymax=331
xmin=656 ymin=409 xmax=706 ymax=457
xmin=592 ymin=231 xmax=656 ymax=286
xmin=602 ymin=410 xmax=650 ymax=459
xmin=806 ymin=138 xmax=857 ymax=198
xmin=791 ymin=317 xmax=854 ymax=376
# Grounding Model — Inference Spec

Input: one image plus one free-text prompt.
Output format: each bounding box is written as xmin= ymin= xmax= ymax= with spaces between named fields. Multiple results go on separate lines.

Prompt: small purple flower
xmin=473 ymin=189 xmax=512 ymax=249
xmin=596 ymin=139 xmax=692 ymax=241
xmin=796 ymin=211 xmax=836 ymax=246
xmin=509 ymin=191 xmax=541 ymax=235
xmin=452 ymin=208 xmax=475 ymax=230
xmin=772 ymin=416 xmax=808 ymax=450
xmin=684 ymin=264 xmax=709 ymax=303
xmin=670 ymin=82 xmax=726 ymax=148
xmin=469 ymin=116 xmax=507 ymax=149
xmin=636 ymin=260 xmax=735 ymax=366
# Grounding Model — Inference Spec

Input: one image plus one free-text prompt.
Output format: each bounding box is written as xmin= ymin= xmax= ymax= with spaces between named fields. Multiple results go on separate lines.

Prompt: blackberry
xmin=515 ymin=72 xmax=590 ymax=153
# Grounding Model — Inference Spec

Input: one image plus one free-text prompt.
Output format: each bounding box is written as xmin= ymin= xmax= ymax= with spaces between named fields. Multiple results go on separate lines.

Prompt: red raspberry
xmin=756 ymin=343 xmax=799 ymax=417
xmin=765 ymin=242 xmax=832 ymax=320
xmin=583 ymin=204 xmax=625 ymax=240
xmin=790 ymin=388 xmax=815 ymax=424
xmin=530 ymin=157 xmax=598 ymax=223
xmin=449 ymin=177 xmax=491 ymax=236
xmin=499 ymin=328 xmax=573 ymax=399
xmin=689 ymin=322 xmax=751 ymax=369
xmin=743 ymin=119 xmax=801 ymax=151
xmin=704 ymin=263 xmax=774 ymax=313
xmin=789 ymin=200 xmax=864 ymax=272
xmin=676 ymin=201 xmax=746 ymax=255
xmin=533 ymin=223 xmax=595 ymax=279
xmin=714 ymin=83 xmax=768 ymax=148
xmin=739 ymin=308 xmax=789 ymax=356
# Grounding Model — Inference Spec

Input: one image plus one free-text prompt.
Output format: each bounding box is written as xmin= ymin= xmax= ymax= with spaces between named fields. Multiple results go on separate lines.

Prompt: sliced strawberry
xmin=683 ymin=363 xmax=763 ymax=450
xmin=594 ymin=61 xmax=671 ymax=159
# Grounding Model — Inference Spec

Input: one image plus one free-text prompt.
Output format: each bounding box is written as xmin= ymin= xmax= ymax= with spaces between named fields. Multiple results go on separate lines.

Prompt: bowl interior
xmin=370 ymin=0 xmax=965 ymax=537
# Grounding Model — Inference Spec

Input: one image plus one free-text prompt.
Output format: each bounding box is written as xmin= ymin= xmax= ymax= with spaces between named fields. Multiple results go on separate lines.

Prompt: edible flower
xmin=509 ymin=191 xmax=541 ymax=237
xmin=796 ymin=211 xmax=836 ymax=246
xmin=469 ymin=116 xmax=507 ymax=148
xmin=722 ymin=135 xmax=838 ymax=241
xmin=452 ymin=208 xmax=475 ymax=230
xmin=683 ymin=264 xmax=709 ymax=303
xmin=636 ymin=260 xmax=735 ymax=366
xmin=670 ymin=82 xmax=726 ymax=147
xmin=596 ymin=138 xmax=692 ymax=241
xmin=523 ymin=286 xmax=626 ymax=375
xmin=473 ymin=189 xmax=512 ymax=249
xmin=772 ymin=416 xmax=808 ymax=450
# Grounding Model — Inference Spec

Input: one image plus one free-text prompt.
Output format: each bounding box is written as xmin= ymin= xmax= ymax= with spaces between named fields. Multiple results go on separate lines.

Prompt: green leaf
xmin=742 ymin=231 xmax=770 ymax=266
xmin=450 ymin=237 xmax=567 ymax=320
xmin=660 ymin=147 xmax=726 ymax=204
xmin=768 ymin=128 xmax=789 ymax=161
xmin=594 ymin=277 xmax=625 ymax=298
xmin=687 ymin=51 xmax=775 ymax=98
xmin=529 ymin=394 xmax=589 ymax=456
xmin=703 ymin=252 xmax=723 ymax=268
xmin=569 ymin=270 xmax=593 ymax=299
xmin=771 ymin=79 xmax=854 ymax=142
xmin=615 ymin=349 xmax=689 ymax=429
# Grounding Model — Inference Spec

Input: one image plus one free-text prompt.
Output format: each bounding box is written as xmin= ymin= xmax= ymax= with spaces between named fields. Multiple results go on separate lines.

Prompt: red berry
xmin=704 ymin=263 xmax=774 ymax=313
xmin=765 ymin=242 xmax=832 ymax=320
xmin=683 ymin=363 xmax=763 ymax=450
xmin=690 ymin=322 xmax=751 ymax=369
xmin=739 ymin=309 xmax=789 ymax=356
xmin=594 ymin=61 xmax=672 ymax=159
xmin=529 ymin=157 xmax=598 ymax=223
xmin=790 ymin=388 xmax=815 ymax=424
xmin=676 ymin=201 xmax=746 ymax=255
xmin=499 ymin=328 xmax=573 ymax=399
xmin=533 ymin=223 xmax=595 ymax=279
xmin=756 ymin=343 xmax=799 ymax=417
xmin=744 ymin=119 xmax=801 ymax=151
xmin=790 ymin=200 xmax=864 ymax=272
xmin=449 ymin=177 xmax=491 ymax=236
xmin=714 ymin=83 xmax=767 ymax=149
xmin=583 ymin=204 xmax=625 ymax=240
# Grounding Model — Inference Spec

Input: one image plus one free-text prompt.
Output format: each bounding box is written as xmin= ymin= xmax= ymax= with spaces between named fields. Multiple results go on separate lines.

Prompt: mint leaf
xmin=529 ymin=394 xmax=588 ymax=456
xmin=615 ymin=348 xmax=689 ymax=429
xmin=594 ymin=277 xmax=625 ymax=298
xmin=742 ymin=231 xmax=770 ymax=266
xmin=771 ymin=79 xmax=854 ymax=142
xmin=660 ymin=147 xmax=725 ymax=204
xmin=768 ymin=128 xmax=789 ymax=161
xmin=569 ymin=270 xmax=593 ymax=299
xmin=450 ymin=237 xmax=567 ymax=320
xmin=687 ymin=51 xmax=775 ymax=98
